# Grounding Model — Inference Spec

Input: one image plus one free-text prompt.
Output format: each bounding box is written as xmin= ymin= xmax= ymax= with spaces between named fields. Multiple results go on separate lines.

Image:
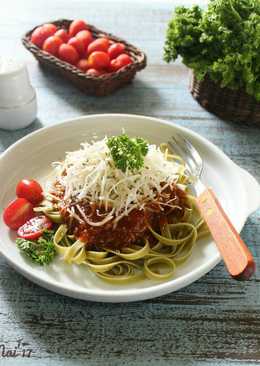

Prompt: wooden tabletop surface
xmin=0 ymin=1 xmax=260 ymax=365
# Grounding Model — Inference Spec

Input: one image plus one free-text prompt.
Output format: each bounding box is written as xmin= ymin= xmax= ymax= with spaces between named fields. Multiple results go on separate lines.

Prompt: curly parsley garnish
xmin=16 ymin=230 xmax=56 ymax=265
xmin=107 ymin=134 xmax=148 ymax=172
xmin=164 ymin=0 xmax=260 ymax=101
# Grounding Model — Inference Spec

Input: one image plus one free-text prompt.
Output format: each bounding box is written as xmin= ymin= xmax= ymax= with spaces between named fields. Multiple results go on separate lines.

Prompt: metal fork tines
xmin=168 ymin=133 xmax=204 ymax=195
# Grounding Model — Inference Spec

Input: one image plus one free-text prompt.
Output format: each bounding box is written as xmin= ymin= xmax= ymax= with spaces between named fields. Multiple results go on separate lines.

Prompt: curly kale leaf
xmin=16 ymin=230 xmax=56 ymax=265
xmin=164 ymin=0 xmax=260 ymax=100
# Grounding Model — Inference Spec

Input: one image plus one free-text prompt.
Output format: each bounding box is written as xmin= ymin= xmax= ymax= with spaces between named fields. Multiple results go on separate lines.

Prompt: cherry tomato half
xmin=17 ymin=215 xmax=53 ymax=240
xmin=68 ymin=37 xmax=85 ymax=57
xmin=69 ymin=19 xmax=88 ymax=37
xmin=88 ymin=51 xmax=110 ymax=70
xmin=16 ymin=179 xmax=43 ymax=205
xmin=55 ymin=29 xmax=69 ymax=43
xmin=3 ymin=198 xmax=34 ymax=230
xmin=58 ymin=44 xmax=79 ymax=65
xmin=87 ymin=38 xmax=109 ymax=55
xmin=31 ymin=24 xmax=57 ymax=48
xmin=108 ymin=43 xmax=125 ymax=59
xmin=43 ymin=36 xmax=63 ymax=56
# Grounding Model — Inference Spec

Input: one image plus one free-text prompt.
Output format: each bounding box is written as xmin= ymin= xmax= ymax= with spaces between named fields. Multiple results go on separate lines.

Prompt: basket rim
xmin=190 ymin=72 xmax=260 ymax=104
xmin=22 ymin=18 xmax=147 ymax=81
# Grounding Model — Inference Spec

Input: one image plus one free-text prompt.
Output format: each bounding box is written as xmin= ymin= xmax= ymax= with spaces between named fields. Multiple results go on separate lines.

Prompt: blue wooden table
xmin=0 ymin=1 xmax=260 ymax=365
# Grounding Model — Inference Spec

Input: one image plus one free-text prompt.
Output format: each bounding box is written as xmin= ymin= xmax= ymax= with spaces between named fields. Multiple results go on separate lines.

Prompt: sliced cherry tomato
xmin=86 ymin=68 xmax=103 ymax=76
xmin=77 ymin=59 xmax=89 ymax=72
xmin=43 ymin=36 xmax=63 ymax=56
xmin=68 ymin=37 xmax=85 ymax=56
xmin=87 ymin=38 xmax=109 ymax=55
xmin=55 ymin=29 xmax=69 ymax=43
xmin=76 ymin=30 xmax=93 ymax=51
xmin=108 ymin=43 xmax=126 ymax=59
xmin=31 ymin=24 xmax=57 ymax=48
xmin=69 ymin=19 xmax=88 ymax=37
xmin=88 ymin=51 xmax=110 ymax=70
xmin=3 ymin=198 xmax=34 ymax=230
xmin=17 ymin=215 xmax=53 ymax=240
xmin=16 ymin=179 xmax=43 ymax=205
xmin=58 ymin=44 xmax=79 ymax=65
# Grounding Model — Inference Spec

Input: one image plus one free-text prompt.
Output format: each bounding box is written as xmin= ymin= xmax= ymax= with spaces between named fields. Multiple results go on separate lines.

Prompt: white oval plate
xmin=0 ymin=114 xmax=259 ymax=302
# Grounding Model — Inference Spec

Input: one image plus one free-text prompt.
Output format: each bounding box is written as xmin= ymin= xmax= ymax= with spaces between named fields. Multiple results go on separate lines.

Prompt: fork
xmin=168 ymin=133 xmax=255 ymax=280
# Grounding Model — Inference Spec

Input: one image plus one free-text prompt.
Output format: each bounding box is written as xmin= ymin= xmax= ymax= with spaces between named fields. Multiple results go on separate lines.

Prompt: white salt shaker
xmin=0 ymin=57 xmax=37 ymax=130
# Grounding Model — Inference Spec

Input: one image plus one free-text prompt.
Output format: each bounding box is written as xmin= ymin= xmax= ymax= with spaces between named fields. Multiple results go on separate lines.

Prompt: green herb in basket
xmin=164 ymin=0 xmax=260 ymax=101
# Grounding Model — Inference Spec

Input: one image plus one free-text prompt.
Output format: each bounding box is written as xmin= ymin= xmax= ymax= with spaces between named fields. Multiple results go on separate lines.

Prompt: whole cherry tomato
xmin=69 ymin=19 xmax=88 ymax=37
xmin=3 ymin=198 xmax=34 ymax=230
xmin=87 ymin=51 xmax=110 ymax=70
xmin=77 ymin=59 xmax=89 ymax=72
xmin=87 ymin=38 xmax=109 ymax=55
xmin=31 ymin=24 xmax=55 ymax=48
xmin=108 ymin=43 xmax=125 ymax=59
xmin=17 ymin=215 xmax=53 ymax=240
xmin=116 ymin=53 xmax=133 ymax=66
xmin=58 ymin=44 xmax=79 ymax=65
xmin=68 ymin=37 xmax=85 ymax=56
xmin=110 ymin=59 xmax=120 ymax=72
xmin=31 ymin=24 xmax=57 ymax=48
xmin=55 ymin=29 xmax=69 ymax=43
xmin=43 ymin=36 xmax=63 ymax=56
xmin=31 ymin=27 xmax=45 ymax=48
xmin=76 ymin=30 xmax=93 ymax=51
xmin=86 ymin=68 xmax=103 ymax=76
xmin=16 ymin=179 xmax=43 ymax=205
xmin=110 ymin=53 xmax=133 ymax=71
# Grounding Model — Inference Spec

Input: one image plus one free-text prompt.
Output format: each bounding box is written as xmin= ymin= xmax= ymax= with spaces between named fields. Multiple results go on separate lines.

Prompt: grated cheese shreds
xmin=47 ymin=137 xmax=183 ymax=224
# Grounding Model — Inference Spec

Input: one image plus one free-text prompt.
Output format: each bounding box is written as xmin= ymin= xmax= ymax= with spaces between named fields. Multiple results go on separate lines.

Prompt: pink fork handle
xmin=197 ymin=188 xmax=255 ymax=280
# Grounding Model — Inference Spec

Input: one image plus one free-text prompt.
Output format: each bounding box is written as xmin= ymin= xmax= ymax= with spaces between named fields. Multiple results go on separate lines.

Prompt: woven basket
xmin=190 ymin=73 xmax=260 ymax=125
xmin=22 ymin=19 xmax=147 ymax=96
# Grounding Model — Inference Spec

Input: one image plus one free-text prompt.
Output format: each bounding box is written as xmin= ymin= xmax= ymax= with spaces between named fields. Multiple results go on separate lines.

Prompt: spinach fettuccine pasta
xmin=35 ymin=134 xmax=208 ymax=283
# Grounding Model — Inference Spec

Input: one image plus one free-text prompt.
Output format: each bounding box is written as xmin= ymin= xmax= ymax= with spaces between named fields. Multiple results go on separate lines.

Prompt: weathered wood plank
xmin=0 ymin=0 xmax=260 ymax=365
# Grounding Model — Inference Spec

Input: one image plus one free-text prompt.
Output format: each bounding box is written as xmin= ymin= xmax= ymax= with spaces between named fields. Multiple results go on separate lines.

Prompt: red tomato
xmin=88 ymin=51 xmax=110 ymax=70
xmin=109 ymin=58 xmax=122 ymax=72
xmin=58 ymin=44 xmax=79 ymax=65
xmin=43 ymin=36 xmax=63 ymax=56
xmin=17 ymin=215 xmax=53 ymax=240
xmin=68 ymin=37 xmax=85 ymax=56
xmin=3 ymin=198 xmax=34 ymax=230
xmin=16 ymin=179 xmax=43 ymax=205
xmin=31 ymin=27 xmax=46 ymax=48
xmin=69 ymin=19 xmax=88 ymax=37
xmin=108 ymin=43 xmax=126 ymax=59
xmin=31 ymin=24 xmax=57 ymax=48
xmin=117 ymin=53 xmax=133 ymax=66
xmin=76 ymin=30 xmax=93 ymax=50
xmin=110 ymin=53 xmax=133 ymax=72
xmin=55 ymin=29 xmax=69 ymax=43
xmin=42 ymin=23 xmax=57 ymax=35
xmin=87 ymin=38 xmax=109 ymax=55
xmin=77 ymin=59 xmax=89 ymax=72
xmin=86 ymin=68 xmax=103 ymax=76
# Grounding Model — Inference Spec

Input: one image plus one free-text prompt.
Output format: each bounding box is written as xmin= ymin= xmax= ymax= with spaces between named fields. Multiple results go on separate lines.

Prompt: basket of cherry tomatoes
xmin=22 ymin=19 xmax=146 ymax=96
